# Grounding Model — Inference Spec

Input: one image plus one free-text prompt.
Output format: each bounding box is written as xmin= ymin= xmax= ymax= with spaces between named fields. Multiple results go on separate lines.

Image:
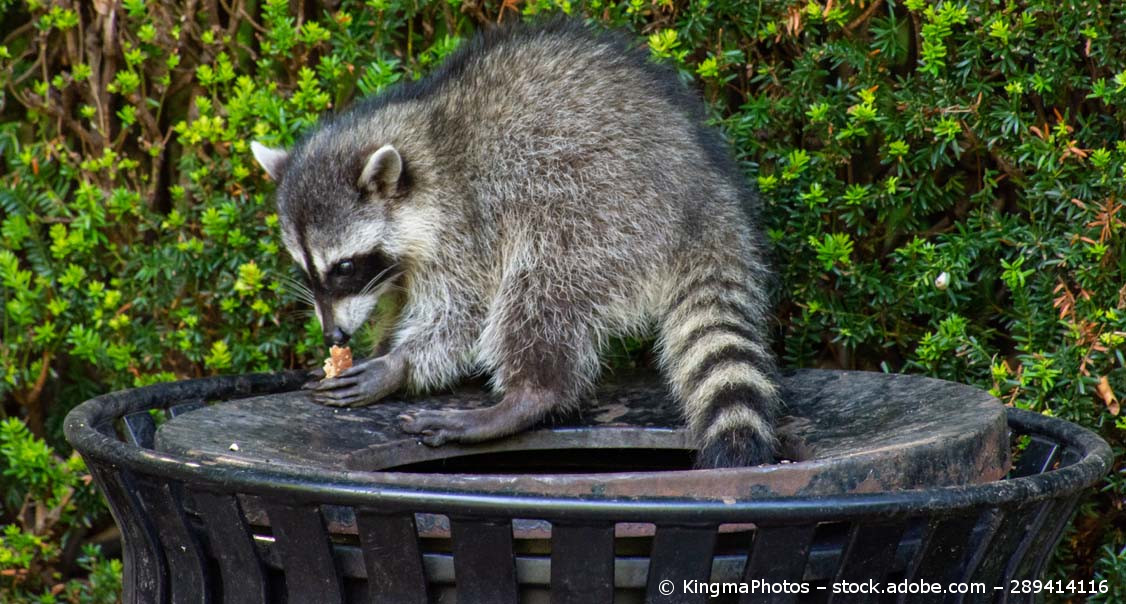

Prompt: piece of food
xmin=322 ymin=345 xmax=353 ymax=379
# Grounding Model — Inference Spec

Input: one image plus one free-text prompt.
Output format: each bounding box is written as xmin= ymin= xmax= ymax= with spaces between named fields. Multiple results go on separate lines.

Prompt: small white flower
xmin=934 ymin=271 xmax=950 ymax=290
xmin=228 ymin=443 xmax=240 ymax=452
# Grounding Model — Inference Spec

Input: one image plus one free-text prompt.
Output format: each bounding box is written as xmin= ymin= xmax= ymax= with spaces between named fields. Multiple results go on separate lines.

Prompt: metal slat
xmin=970 ymin=503 xmax=1046 ymax=602
xmin=265 ymin=503 xmax=344 ymax=604
xmin=1000 ymin=500 xmax=1055 ymax=585
xmin=88 ymin=463 xmax=169 ymax=604
xmin=741 ymin=524 xmax=817 ymax=604
xmin=550 ymin=522 xmax=615 ymax=604
xmin=646 ymin=525 xmax=717 ymax=604
xmin=133 ymin=478 xmax=212 ymax=604
xmin=1027 ymin=497 xmax=1080 ymax=581
xmin=193 ymin=491 xmax=269 ymax=604
xmin=450 ymin=517 xmax=518 ymax=604
xmin=1010 ymin=437 xmax=1060 ymax=478
xmin=122 ymin=411 xmax=157 ymax=448
xmin=899 ymin=514 xmax=980 ymax=604
xmin=356 ymin=510 xmax=428 ymax=604
xmin=952 ymin=509 xmax=1005 ymax=604
xmin=828 ymin=522 xmax=906 ymax=604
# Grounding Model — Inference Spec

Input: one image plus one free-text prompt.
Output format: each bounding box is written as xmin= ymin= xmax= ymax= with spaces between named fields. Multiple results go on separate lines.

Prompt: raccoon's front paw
xmin=304 ymin=355 xmax=405 ymax=408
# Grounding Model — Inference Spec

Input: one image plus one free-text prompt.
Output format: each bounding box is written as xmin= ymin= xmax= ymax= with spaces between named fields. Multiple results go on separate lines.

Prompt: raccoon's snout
xmin=325 ymin=327 xmax=351 ymax=347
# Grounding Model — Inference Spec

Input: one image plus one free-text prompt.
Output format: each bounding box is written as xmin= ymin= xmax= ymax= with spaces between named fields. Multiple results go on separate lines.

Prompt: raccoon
xmin=251 ymin=18 xmax=781 ymax=467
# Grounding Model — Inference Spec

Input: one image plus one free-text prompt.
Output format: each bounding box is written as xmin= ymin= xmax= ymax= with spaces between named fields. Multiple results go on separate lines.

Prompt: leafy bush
xmin=0 ymin=419 xmax=119 ymax=602
xmin=0 ymin=0 xmax=1122 ymax=598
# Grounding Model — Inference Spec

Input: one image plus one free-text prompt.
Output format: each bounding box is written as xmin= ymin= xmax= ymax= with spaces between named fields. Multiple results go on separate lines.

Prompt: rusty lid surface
xmin=154 ymin=369 xmax=1010 ymax=501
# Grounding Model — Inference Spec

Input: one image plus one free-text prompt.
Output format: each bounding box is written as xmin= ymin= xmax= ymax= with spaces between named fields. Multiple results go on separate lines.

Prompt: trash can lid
xmin=154 ymin=369 xmax=1009 ymax=499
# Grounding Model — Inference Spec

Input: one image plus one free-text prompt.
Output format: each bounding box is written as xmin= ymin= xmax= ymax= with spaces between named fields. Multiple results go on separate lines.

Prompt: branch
xmin=845 ymin=0 xmax=885 ymax=34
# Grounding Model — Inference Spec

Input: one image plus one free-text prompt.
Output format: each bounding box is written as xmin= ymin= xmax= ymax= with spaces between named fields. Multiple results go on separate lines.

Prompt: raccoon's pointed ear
xmin=358 ymin=144 xmax=404 ymax=196
xmin=251 ymin=141 xmax=289 ymax=181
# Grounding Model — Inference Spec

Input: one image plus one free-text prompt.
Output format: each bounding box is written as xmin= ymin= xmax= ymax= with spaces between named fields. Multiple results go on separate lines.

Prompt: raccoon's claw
xmin=305 ymin=376 xmax=356 ymax=391
xmin=400 ymin=387 xmax=559 ymax=446
xmin=306 ymin=355 xmax=406 ymax=408
xmin=305 ymin=374 xmax=366 ymax=407
xmin=335 ymin=359 xmax=378 ymax=379
xmin=310 ymin=379 xmax=368 ymax=407
xmin=310 ymin=381 xmax=378 ymax=407
xmin=299 ymin=367 xmax=327 ymax=390
xmin=398 ymin=410 xmax=467 ymax=446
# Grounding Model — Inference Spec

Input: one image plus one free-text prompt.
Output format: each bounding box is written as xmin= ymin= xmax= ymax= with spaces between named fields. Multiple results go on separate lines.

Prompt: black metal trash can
xmin=64 ymin=370 xmax=1113 ymax=604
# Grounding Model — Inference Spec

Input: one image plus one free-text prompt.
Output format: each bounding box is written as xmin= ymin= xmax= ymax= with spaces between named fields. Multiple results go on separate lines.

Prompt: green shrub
xmin=0 ymin=0 xmax=1122 ymax=598
xmin=0 ymin=418 xmax=119 ymax=602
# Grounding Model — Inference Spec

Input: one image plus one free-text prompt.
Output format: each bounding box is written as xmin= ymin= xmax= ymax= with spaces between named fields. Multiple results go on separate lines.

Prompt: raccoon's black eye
xmin=335 ymin=260 xmax=355 ymax=276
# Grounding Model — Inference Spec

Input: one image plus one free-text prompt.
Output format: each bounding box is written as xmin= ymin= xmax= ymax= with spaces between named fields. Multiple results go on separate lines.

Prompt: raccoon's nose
xmin=325 ymin=328 xmax=350 ymax=347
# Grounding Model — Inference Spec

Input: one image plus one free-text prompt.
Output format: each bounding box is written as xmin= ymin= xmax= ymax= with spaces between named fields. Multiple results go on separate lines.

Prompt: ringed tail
xmin=659 ymin=266 xmax=780 ymax=468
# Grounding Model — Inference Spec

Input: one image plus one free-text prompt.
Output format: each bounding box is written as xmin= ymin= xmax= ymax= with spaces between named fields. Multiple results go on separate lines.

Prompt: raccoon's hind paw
xmin=398 ymin=410 xmax=468 ymax=446
xmin=398 ymin=409 xmax=505 ymax=447
xmin=695 ymin=426 xmax=778 ymax=469
xmin=399 ymin=407 xmax=537 ymax=447
xmin=400 ymin=387 xmax=559 ymax=446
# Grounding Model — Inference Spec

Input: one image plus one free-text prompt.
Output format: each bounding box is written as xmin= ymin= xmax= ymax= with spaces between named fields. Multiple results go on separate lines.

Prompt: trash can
xmin=64 ymin=369 xmax=1113 ymax=603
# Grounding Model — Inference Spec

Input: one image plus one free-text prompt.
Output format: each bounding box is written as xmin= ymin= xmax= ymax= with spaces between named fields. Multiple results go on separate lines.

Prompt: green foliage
xmin=0 ymin=419 xmax=119 ymax=601
xmin=1092 ymin=544 xmax=1126 ymax=603
xmin=0 ymin=0 xmax=1123 ymax=596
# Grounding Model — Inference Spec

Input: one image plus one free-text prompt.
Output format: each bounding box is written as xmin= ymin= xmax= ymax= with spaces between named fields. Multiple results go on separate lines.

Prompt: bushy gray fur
xmin=252 ymin=18 xmax=780 ymax=467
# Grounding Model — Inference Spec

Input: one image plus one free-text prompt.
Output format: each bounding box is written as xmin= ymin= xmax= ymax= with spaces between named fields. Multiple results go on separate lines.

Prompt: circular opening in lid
xmin=383 ymin=446 xmax=697 ymax=474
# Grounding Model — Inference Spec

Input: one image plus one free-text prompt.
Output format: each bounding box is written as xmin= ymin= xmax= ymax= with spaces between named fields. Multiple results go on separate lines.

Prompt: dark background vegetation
xmin=0 ymin=0 xmax=1123 ymax=600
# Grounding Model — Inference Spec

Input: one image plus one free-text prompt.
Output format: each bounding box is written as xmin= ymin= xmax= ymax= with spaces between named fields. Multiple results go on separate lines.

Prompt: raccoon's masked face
xmin=252 ymin=141 xmax=407 ymax=346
